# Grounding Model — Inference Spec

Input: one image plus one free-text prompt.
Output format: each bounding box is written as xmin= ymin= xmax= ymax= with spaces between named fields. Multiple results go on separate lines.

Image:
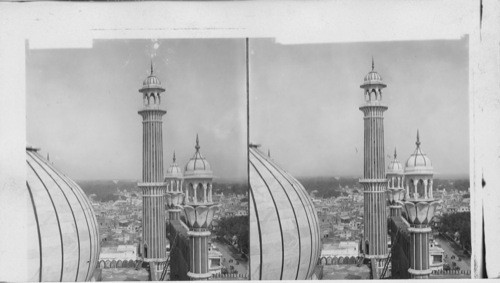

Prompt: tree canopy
xmin=439 ymin=212 xmax=471 ymax=251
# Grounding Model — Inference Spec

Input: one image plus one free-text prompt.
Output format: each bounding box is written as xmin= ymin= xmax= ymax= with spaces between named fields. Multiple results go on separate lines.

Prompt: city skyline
xmin=250 ymin=37 xmax=469 ymax=178
xmin=27 ymin=39 xmax=247 ymax=180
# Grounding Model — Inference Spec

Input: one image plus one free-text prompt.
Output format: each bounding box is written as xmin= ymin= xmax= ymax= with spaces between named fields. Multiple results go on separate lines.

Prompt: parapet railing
xmin=431 ymin=270 xmax=471 ymax=275
xmin=209 ymin=273 xmax=249 ymax=280
xmin=98 ymin=259 xmax=143 ymax=269
xmin=318 ymin=256 xmax=362 ymax=265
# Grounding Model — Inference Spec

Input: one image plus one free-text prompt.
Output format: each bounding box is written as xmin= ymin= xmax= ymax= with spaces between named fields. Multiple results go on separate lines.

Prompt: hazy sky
xmin=27 ymin=39 xmax=247 ymax=181
xmin=249 ymin=37 xmax=469 ymax=178
xmin=27 ymin=37 xmax=469 ymax=180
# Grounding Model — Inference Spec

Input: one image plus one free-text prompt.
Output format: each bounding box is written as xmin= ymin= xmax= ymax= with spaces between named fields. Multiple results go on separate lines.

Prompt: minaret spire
xmin=268 ymin=149 xmax=271 ymax=158
xmin=150 ymin=59 xmax=154 ymax=75
xmin=416 ymin=129 xmax=421 ymax=148
xmin=173 ymin=151 xmax=176 ymax=163
xmin=195 ymin=134 xmax=200 ymax=152
xmin=372 ymin=56 xmax=375 ymax=71
xmin=394 ymin=147 xmax=397 ymax=159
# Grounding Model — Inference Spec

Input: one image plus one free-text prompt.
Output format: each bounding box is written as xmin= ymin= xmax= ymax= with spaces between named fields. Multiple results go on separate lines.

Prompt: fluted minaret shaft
xmin=408 ymin=226 xmax=431 ymax=279
xmin=359 ymin=63 xmax=389 ymax=263
xmin=140 ymin=109 xmax=167 ymax=262
xmin=360 ymin=104 xmax=388 ymax=258
xmin=187 ymin=230 xmax=211 ymax=280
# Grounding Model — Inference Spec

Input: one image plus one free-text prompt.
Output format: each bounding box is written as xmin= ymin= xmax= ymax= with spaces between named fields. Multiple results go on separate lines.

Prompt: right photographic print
xmin=247 ymin=37 xmax=470 ymax=280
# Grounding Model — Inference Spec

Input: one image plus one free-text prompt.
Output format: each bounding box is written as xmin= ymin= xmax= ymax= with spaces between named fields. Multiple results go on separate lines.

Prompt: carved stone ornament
xmin=399 ymin=200 xmax=440 ymax=225
xmin=183 ymin=204 xmax=220 ymax=228
xmin=387 ymin=188 xmax=405 ymax=205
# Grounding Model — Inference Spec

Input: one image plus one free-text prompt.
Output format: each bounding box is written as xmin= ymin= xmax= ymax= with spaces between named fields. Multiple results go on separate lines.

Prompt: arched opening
xmin=365 ymin=240 xmax=370 ymax=254
xmin=416 ymin=179 xmax=425 ymax=198
xmin=100 ymin=261 xmax=105 ymax=269
xmin=105 ymin=260 xmax=111 ymax=268
xmin=196 ymin=182 xmax=205 ymax=203
xmin=188 ymin=183 xmax=195 ymax=203
xmin=110 ymin=260 xmax=116 ymax=268
xmin=144 ymin=243 xmax=148 ymax=258
xmin=408 ymin=178 xmax=415 ymax=198
xmin=117 ymin=260 xmax=122 ymax=268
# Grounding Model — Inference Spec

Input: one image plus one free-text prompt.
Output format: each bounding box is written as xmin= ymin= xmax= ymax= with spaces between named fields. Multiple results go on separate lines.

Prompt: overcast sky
xmin=27 ymin=39 xmax=247 ymax=181
xmin=249 ymin=37 xmax=469 ymax=178
xmin=27 ymin=37 xmax=469 ymax=180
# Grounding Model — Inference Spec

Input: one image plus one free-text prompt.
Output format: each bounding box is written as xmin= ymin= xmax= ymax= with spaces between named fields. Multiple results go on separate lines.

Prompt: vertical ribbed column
xmin=360 ymin=104 xmax=388 ymax=259
xmin=187 ymin=230 xmax=211 ymax=280
xmin=139 ymin=106 xmax=167 ymax=277
xmin=408 ymin=226 xmax=431 ymax=279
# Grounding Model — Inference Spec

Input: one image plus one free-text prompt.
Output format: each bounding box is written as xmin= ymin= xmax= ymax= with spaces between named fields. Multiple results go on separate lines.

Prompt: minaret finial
xmin=150 ymin=59 xmax=154 ymax=75
xmin=195 ymin=134 xmax=200 ymax=152
xmin=173 ymin=151 xmax=176 ymax=163
xmin=394 ymin=147 xmax=397 ymax=159
xmin=47 ymin=153 xmax=50 ymax=161
xmin=268 ymin=149 xmax=271 ymax=158
xmin=372 ymin=56 xmax=374 ymax=71
xmin=416 ymin=130 xmax=421 ymax=147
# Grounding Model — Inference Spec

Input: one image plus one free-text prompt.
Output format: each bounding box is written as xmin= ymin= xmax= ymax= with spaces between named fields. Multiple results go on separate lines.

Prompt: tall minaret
xmin=359 ymin=58 xmax=389 ymax=275
xmin=137 ymin=62 xmax=168 ymax=277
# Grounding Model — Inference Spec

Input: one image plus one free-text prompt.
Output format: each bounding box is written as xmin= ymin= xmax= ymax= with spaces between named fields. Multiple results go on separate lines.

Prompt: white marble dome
xmin=142 ymin=75 xmax=162 ymax=87
xmin=387 ymin=148 xmax=404 ymax=175
xmin=360 ymin=59 xmax=386 ymax=88
xmin=405 ymin=131 xmax=433 ymax=175
xmin=364 ymin=70 xmax=383 ymax=83
xmin=249 ymin=145 xmax=321 ymax=280
xmin=139 ymin=64 xmax=165 ymax=92
xmin=165 ymin=152 xmax=183 ymax=180
xmin=184 ymin=135 xmax=212 ymax=179
xmin=21 ymin=146 xmax=100 ymax=281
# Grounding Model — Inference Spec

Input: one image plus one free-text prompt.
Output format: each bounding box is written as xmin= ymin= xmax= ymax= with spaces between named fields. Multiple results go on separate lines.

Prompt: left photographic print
xmin=23 ymin=38 xmax=249 ymax=281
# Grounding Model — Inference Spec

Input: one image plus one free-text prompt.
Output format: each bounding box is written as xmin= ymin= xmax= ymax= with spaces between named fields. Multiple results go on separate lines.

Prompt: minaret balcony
xmin=399 ymin=200 xmax=441 ymax=226
xmin=182 ymin=204 xmax=220 ymax=229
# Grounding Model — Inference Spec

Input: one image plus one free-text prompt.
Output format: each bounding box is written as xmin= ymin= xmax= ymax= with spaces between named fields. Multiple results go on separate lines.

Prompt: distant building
xmin=429 ymin=240 xmax=445 ymax=271
xmin=100 ymin=245 xmax=139 ymax=261
xmin=321 ymin=241 xmax=360 ymax=258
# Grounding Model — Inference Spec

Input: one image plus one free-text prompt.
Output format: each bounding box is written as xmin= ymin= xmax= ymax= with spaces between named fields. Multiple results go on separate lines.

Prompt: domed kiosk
xmin=386 ymin=148 xmax=405 ymax=216
xmin=22 ymin=146 xmax=100 ymax=281
xmin=249 ymin=144 xmax=321 ymax=280
xmin=404 ymin=131 xmax=434 ymax=200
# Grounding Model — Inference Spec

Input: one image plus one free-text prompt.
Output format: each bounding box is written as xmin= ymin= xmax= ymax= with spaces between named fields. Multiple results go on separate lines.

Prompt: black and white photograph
xmin=0 ymin=1 xmax=499 ymax=282
xmin=22 ymin=39 xmax=248 ymax=281
xmin=248 ymin=37 xmax=470 ymax=280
